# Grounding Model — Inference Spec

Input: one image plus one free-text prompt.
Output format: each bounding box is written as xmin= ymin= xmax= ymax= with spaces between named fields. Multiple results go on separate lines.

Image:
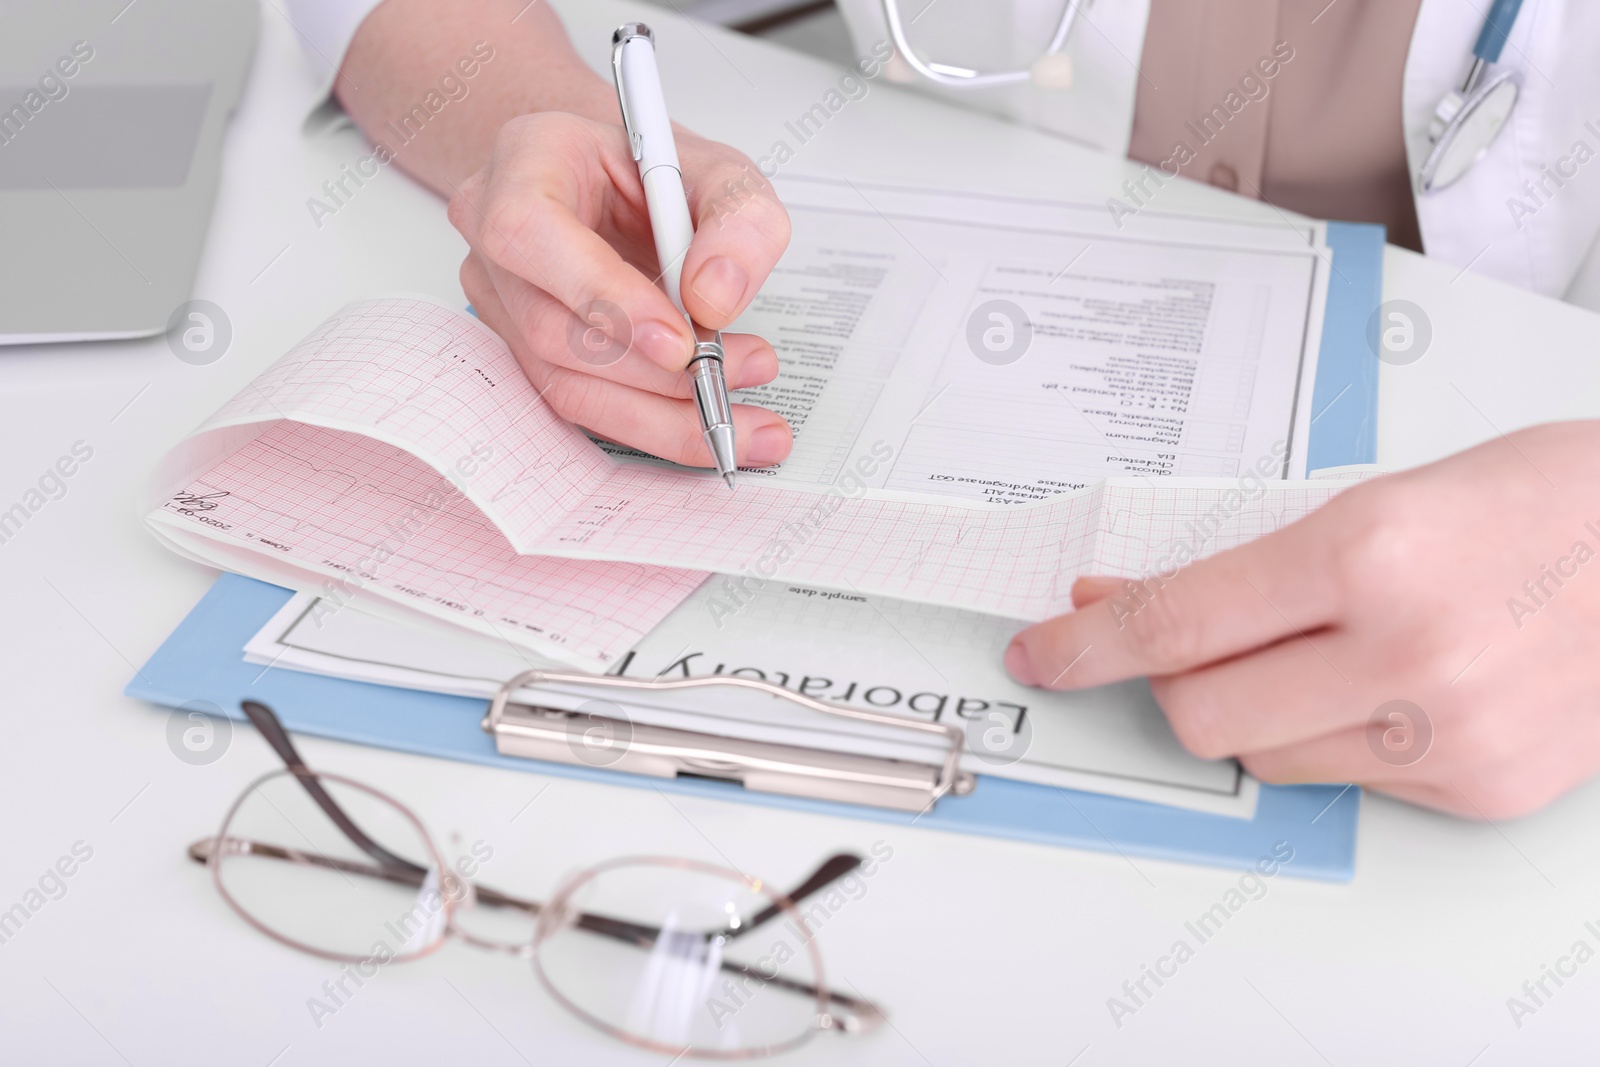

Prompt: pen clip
xmin=611 ymin=22 xmax=654 ymax=163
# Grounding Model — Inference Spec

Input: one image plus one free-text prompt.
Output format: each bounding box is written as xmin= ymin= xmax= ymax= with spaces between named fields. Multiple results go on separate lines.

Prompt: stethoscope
xmin=1419 ymin=0 xmax=1524 ymax=193
xmin=879 ymin=0 xmax=1083 ymax=89
xmin=880 ymin=0 xmax=1525 ymax=193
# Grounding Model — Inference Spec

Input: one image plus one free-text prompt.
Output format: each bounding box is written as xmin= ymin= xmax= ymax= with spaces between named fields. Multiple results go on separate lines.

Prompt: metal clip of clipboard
xmin=482 ymin=669 xmax=978 ymax=814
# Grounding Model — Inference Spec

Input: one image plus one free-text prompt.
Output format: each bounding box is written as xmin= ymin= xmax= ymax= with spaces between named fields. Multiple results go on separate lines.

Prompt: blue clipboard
xmin=128 ymin=573 xmax=1363 ymax=881
xmin=1309 ymin=221 xmax=1384 ymax=470
xmin=126 ymin=222 xmax=1384 ymax=883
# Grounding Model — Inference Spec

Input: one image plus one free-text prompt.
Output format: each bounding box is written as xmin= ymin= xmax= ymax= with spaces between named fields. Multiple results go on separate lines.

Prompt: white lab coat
xmin=838 ymin=0 xmax=1600 ymax=306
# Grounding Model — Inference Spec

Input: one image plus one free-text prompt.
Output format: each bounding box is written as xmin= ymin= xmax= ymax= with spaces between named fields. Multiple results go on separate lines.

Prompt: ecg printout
xmin=149 ymin=304 xmax=1342 ymax=627
xmin=149 ymin=422 xmax=707 ymax=667
xmin=146 ymin=178 xmax=1346 ymax=650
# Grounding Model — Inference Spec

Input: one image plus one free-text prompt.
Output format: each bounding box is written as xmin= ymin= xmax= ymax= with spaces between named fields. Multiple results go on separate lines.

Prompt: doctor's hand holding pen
xmin=335 ymin=0 xmax=796 ymax=471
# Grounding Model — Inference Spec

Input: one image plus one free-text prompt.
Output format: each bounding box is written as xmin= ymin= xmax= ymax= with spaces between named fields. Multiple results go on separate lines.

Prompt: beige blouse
xmin=1128 ymin=0 xmax=1425 ymax=250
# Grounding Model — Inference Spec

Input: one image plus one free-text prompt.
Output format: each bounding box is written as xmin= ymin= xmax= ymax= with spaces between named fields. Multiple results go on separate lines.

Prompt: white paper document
xmin=667 ymin=177 xmax=1331 ymax=497
xmin=246 ymin=581 xmax=1260 ymax=818
xmin=148 ymin=176 xmax=1342 ymax=669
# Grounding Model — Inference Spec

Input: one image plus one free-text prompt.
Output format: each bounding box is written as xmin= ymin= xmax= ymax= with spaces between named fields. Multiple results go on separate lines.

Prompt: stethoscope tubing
xmin=882 ymin=0 xmax=1524 ymax=194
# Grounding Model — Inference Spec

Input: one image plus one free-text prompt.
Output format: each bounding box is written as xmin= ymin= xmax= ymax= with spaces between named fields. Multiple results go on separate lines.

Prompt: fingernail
xmin=637 ymin=320 xmax=691 ymax=369
xmin=1004 ymin=639 xmax=1039 ymax=687
xmin=691 ymin=257 xmax=749 ymax=319
xmin=746 ymin=424 xmax=791 ymax=466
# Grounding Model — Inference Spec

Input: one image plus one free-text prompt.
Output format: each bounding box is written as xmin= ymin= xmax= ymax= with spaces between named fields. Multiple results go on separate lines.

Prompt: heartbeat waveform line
xmin=208 ymin=436 xmax=470 ymax=544
xmin=245 ymin=360 xmax=502 ymax=436
xmin=485 ymin=449 xmax=602 ymax=509
xmin=220 ymin=302 xmax=574 ymax=468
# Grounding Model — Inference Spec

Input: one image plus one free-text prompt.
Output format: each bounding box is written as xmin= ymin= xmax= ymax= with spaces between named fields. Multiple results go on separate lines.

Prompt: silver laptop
xmin=0 ymin=0 xmax=258 ymax=344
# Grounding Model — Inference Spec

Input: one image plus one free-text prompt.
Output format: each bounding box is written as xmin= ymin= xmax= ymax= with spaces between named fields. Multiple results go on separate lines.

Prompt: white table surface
xmin=4 ymin=2 xmax=1600 ymax=1063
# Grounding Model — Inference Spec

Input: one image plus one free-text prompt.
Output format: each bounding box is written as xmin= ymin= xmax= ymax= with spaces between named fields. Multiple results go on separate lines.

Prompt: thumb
xmin=680 ymin=148 xmax=791 ymax=328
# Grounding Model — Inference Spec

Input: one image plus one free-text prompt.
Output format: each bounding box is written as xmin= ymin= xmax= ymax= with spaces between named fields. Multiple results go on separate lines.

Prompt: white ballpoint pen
xmin=611 ymin=23 xmax=738 ymax=490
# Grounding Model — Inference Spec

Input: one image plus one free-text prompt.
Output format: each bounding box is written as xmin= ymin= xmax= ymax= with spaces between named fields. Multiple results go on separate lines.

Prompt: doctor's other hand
xmin=1005 ymin=421 xmax=1600 ymax=819
xmin=447 ymin=112 xmax=794 ymax=468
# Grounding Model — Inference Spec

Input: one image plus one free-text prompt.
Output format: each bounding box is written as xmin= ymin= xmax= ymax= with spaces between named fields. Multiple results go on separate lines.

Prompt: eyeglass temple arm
xmin=562 ymin=851 xmax=886 ymax=1027
xmin=187 ymin=837 xmax=538 ymax=911
xmin=558 ymin=853 xmax=866 ymax=953
xmin=734 ymin=852 xmax=862 ymax=940
xmin=186 ymin=838 xmax=861 ymax=935
xmin=239 ymin=700 xmax=427 ymax=878
xmin=236 ymin=701 xmax=871 ymax=937
xmin=184 ymin=838 xmax=884 ymax=1026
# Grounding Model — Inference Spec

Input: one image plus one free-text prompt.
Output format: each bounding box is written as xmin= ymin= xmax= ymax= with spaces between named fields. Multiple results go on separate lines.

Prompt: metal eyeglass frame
xmin=187 ymin=699 xmax=888 ymax=1060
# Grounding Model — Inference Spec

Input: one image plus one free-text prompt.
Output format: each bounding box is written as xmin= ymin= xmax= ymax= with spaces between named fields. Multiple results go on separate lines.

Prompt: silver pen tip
xmin=723 ymin=471 xmax=736 ymax=491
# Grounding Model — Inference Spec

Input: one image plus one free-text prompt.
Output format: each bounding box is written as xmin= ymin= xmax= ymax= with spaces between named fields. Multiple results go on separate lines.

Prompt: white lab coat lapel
xmin=841 ymin=0 xmax=1600 ymax=300
xmin=1404 ymin=0 xmax=1600 ymax=297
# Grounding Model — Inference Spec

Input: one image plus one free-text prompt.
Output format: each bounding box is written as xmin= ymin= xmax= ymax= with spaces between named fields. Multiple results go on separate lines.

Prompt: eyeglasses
xmin=187 ymin=700 xmax=887 ymax=1059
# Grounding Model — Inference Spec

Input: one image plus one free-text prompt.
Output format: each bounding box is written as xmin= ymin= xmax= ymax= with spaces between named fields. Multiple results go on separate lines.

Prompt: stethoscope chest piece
xmin=1418 ymin=0 xmax=1525 ymax=194
xmin=1420 ymin=68 xmax=1521 ymax=194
